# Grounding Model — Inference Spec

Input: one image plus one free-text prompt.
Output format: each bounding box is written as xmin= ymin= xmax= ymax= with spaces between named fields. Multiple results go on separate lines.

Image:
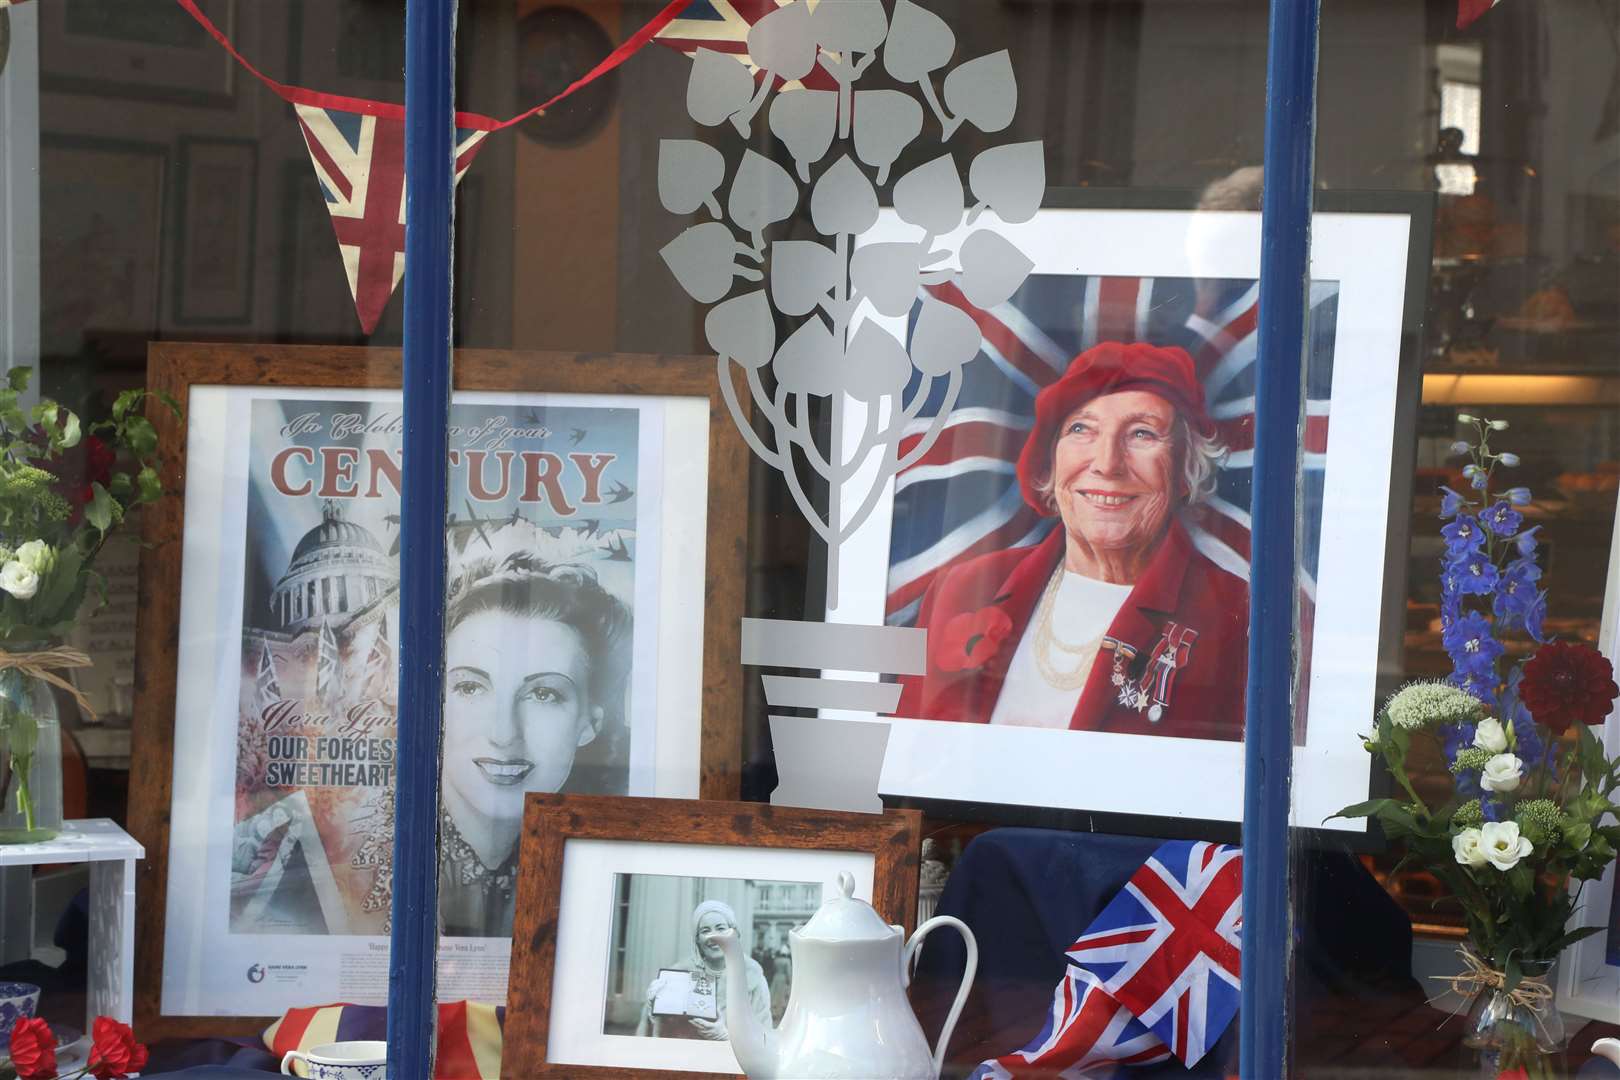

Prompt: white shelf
xmin=0 ymin=819 xmax=142 ymax=866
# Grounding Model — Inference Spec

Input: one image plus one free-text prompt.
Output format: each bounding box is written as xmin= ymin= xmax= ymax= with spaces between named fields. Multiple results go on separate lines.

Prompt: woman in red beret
xmin=895 ymin=341 xmax=1249 ymax=741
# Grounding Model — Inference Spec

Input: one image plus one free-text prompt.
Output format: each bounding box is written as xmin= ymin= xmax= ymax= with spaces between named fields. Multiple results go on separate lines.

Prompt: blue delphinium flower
xmin=1482 ymin=796 xmax=1507 ymax=823
xmin=1514 ymin=526 xmax=1541 ymax=557
xmin=1439 ymin=487 xmax=1470 ymax=518
xmin=1493 ymin=557 xmax=1542 ymax=627
xmin=1497 ymin=452 xmax=1520 ymax=467
xmin=1455 ymin=769 xmax=1482 ymax=799
xmin=1523 ymin=589 xmax=1549 ymax=643
xmin=1464 ymin=464 xmax=1488 ymax=490
xmin=1441 ymin=515 xmax=1486 ymax=553
xmin=1450 ymin=669 xmax=1496 ymax=703
xmin=1504 ymin=487 xmax=1531 ymax=506
xmin=1443 ymin=610 xmax=1504 ymax=678
xmin=1452 ymin=550 xmax=1500 ymax=595
xmin=1481 ymin=500 xmax=1523 ymax=536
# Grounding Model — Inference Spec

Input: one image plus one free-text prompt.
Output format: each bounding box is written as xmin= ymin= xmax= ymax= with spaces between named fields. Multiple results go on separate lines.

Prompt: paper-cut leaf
xmin=748 ymin=0 xmax=818 ymax=82
xmin=728 ymin=150 xmax=800 ymax=238
xmin=770 ymin=90 xmax=838 ymax=180
xmin=910 ymin=295 xmax=982 ymax=375
xmin=843 ymin=321 xmax=912 ymax=402
xmin=809 ymin=0 xmax=888 ymax=55
xmin=958 ymin=230 xmax=1035 ymax=309
xmin=660 ymin=222 xmax=745 ymax=304
xmin=658 ymin=139 xmax=726 ymax=217
xmin=942 ymin=50 xmax=1016 ymax=133
xmin=810 ymin=155 xmax=879 ymax=237
xmin=969 ymin=141 xmax=1045 ymax=223
xmin=706 ymin=290 xmax=776 ymax=369
xmin=852 ymin=90 xmax=924 ymax=185
xmin=771 ymin=240 xmax=841 ymax=317
xmin=850 ymin=242 xmax=923 ymax=318
xmin=893 ymin=153 xmax=963 ymax=237
xmin=773 ymin=317 xmax=842 ymax=397
xmin=884 ymin=0 xmax=955 ymax=84
xmin=688 ymin=48 xmax=756 ymax=127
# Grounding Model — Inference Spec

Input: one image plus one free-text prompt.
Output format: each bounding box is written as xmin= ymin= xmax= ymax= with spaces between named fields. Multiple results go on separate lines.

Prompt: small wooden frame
xmin=129 ymin=343 xmax=750 ymax=1037
xmin=504 ymin=795 xmax=923 ymax=1078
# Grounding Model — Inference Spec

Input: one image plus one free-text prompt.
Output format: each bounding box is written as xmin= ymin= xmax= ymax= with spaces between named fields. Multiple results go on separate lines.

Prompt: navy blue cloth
xmin=910 ymin=828 xmax=1423 ymax=1078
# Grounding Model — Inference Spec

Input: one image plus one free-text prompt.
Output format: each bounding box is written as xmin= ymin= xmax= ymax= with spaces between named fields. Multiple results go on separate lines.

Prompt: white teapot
xmin=710 ymin=872 xmax=977 ymax=1080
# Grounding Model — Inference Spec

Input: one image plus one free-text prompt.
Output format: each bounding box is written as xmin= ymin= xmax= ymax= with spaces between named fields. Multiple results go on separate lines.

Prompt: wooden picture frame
xmin=503 ymin=795 xmax=923 ymax=1078
xmin=129 ymin=343 xmax=750 ymax=1037
xmin=39 ymin=0 xmax=237 ymax=108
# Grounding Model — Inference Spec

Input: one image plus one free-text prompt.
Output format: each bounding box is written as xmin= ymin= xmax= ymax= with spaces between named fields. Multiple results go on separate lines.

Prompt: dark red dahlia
xmin=1519 ymin=641 xmax=1619 ymax=734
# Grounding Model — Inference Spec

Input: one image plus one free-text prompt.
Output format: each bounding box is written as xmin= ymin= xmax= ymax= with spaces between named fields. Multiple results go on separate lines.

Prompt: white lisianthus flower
xmin=0 ymin=560 xmax=40 ymax=600
xmin=14 ymin=539 xmax=54 ymax=575
xmin=1480 ymin=821 xmax=1533 ymax=871
xmin=0 ymin=545 xmax=13 ymax=565
xmin=1452 ymin=828 xmax=1488 ymax=869
xmin=1480 ymin=753 xmax=1524 ymax=793
xmin=1473 ymin=718 xmax=1509 ymax=754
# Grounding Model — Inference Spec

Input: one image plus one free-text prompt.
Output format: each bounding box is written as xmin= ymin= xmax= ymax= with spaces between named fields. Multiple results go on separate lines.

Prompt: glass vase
xmin=0 ymin=664 xmax=63 ymax=844
xmin=1462 ymin=958 xmax=1566 ymax=1080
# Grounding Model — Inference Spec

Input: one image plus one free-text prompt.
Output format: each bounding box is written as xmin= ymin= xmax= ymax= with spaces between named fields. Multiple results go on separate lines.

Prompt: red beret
xmin=1016 ymin=341 xmax=1216 ymax=516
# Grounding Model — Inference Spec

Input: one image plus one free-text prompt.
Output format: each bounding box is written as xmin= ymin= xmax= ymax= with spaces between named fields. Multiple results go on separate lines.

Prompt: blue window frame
xmin=390 ymin=0 xmax=1322 ymax=1074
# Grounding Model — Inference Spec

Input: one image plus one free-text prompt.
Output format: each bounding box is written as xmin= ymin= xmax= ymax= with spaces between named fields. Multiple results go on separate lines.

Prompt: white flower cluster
xmin=0 ymin=540 xmax=55 ymax=602
xmin=1453 ymin=822 xmax=1534 ymax=872
xmin=1386 ymin=680 xmax=1484 ymax=730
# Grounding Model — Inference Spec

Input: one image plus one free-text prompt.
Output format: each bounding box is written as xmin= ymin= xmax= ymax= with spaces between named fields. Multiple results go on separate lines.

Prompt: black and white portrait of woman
xmin=439 ymin=523 xmax=632 ymax=938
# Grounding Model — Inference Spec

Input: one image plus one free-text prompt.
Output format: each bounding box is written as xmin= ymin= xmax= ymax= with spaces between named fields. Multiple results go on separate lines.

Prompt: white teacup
xmin=280 ymin=1040 xmax=387 ymax=1079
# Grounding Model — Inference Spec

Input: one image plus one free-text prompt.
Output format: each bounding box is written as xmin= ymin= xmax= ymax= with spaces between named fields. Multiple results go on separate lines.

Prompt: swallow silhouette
xmin=569 ymin=428 xmax=588 ymax=445
xmin=605 ymin=481 xmax=634 ymax=504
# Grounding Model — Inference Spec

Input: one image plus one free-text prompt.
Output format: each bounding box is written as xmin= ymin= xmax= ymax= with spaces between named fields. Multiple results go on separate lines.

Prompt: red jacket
xmin=895 ymin=520 xmax=1249 ymax=741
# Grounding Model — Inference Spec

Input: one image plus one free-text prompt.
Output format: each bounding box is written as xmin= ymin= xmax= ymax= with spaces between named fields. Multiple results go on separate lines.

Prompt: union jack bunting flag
xmin=316 ymin=619 xmax=342 ymax=706
xmin=887 ymin=273 xmax=1339 ymax=712
xmin=654 ymin=0 xmax=837 ymax=89
xmin=293 ymin=104 xmax=489 ymax=334
xmin=975 ymin=841 xmax=1243 ymax=1078
xmin=254 ymin=641 xmax=282 ymax=714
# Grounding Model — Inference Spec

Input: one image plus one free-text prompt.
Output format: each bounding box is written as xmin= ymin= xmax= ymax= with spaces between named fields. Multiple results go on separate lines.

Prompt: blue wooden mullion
xmin=390 ymin=0 xmax=456 ymax=1075
xmin=1242 ymin=0 xmax=1320 ymax=1074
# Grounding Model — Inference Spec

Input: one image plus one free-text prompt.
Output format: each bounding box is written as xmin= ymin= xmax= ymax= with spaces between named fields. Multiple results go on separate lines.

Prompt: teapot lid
xmin=798 ymin=872 xmax=897 ymax=942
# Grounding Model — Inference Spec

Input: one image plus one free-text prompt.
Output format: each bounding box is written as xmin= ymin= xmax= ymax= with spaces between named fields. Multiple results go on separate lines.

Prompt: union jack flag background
xmin=654 ymin=0 xmax=838 ymax=89
xmin=293 ymin=104 xmax=489 ymax=334
xmin=976 ymin=841 xmax=1243 ymax=1077
xmin=888 ymin=274 xmax=1340 ymax=717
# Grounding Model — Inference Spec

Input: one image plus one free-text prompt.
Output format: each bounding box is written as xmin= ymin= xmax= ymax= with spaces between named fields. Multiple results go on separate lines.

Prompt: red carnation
xmin=1519 ymin=641 xmax=1619 ymax=734
xmin=9 ymin=1016 xmax=57 ymax=1079
xmin=87 ymin=1016 xmax=147 ymax=1080
xmin=935 ymin=607 xmax=1014 ymax=673
xmin=84 ymin=435 xmax=116 ymax=489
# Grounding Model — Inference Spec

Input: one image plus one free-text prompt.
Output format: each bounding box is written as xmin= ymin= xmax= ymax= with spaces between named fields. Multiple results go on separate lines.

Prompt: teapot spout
xmin=710 ymin=928 xmax=778 ymax=1079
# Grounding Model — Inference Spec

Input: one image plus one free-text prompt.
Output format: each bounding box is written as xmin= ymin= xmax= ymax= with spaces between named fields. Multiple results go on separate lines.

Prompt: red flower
xmin=1495 ymin=1069 xmax=1530 ymax=1080
xmin=935 ymin=607 xmax=1014 ymax=673
xmin=1520 ymin=641 xmax=1619 ymax=734
xmin=84 ymin=435 xmax=116 ymax=489
xmin=9 ymin=1016 xmax=57 ymax=1079
xmin=87 ymin=1016 xmax=147 ymax=1080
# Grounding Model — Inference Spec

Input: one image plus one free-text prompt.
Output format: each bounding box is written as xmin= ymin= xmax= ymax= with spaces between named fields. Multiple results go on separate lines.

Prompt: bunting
xmin=172 ymin=0 xmax=694 ymax=332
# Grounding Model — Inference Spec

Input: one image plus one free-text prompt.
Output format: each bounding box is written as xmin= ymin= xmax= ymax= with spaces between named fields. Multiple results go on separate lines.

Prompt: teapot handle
xmin=902 ymin=916 xmax=977 ymax=1080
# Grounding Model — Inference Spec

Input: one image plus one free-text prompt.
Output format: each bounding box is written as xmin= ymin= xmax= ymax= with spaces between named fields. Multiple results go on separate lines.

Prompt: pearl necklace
xmin=1032 ymin=569 xmax=1104 ymax=691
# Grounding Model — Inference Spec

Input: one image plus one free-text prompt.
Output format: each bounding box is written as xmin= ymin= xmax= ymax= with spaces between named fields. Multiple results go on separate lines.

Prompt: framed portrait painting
xmin=823 ymin=190 xmax=1432 ymax=839
xmin=503 ymin=796 xmax=923 ymax=1078
xmin=129 ymin=344 xmax=749 ymax=1036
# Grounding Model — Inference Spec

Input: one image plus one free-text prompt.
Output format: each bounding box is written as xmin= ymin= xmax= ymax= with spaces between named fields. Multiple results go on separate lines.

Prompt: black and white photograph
xmin=601 ymin=874 xmax=822 ymax=1040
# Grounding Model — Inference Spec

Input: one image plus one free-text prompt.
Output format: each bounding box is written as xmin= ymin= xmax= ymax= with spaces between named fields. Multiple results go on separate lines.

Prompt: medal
xmin=1131 ymin=622 xmax=1198 ymax=724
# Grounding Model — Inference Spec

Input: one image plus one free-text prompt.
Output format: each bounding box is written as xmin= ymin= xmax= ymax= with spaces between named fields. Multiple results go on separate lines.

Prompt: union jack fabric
xmin=976 ymin=841 xmax=1243 ymax=1078
xmin=293 ymin=104 xmax=488 ymax=334
xmin=655 ymin=0 xmax=837 ymax=89
xmin=1456 ymin=0 xmax=1504 ymax=28
xmin=315 ymin=618 xmax=343 ymax=706
xmin=887 ymin=273 xmax=1340 ymax=652
xmin=254 ymin=641 xmax=282 ymax=715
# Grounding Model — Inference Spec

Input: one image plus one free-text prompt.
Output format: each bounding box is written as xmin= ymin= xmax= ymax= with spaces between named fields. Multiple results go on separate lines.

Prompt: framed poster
xmin=172 ymin=137 xmax=258 ymax=326
xmin=130 ymin=344 xmax=749 ymax=1037
xmin=503 ymin=795 xmax=922 ymax=1078
xmin=39 ymin=136 xmax=167 ymax=361
xmin=1556 ymin=490 xmax=1620 ymax=1022
xmin=38 ymin=0 xmax=236 ymax=107
xmin=825 ymin=190 xmax=1431 ymax=838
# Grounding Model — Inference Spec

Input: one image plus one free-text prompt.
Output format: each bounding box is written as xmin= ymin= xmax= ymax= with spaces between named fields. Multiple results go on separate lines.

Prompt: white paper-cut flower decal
xmin=656 ymin=0 xmax=1045 ymax=595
